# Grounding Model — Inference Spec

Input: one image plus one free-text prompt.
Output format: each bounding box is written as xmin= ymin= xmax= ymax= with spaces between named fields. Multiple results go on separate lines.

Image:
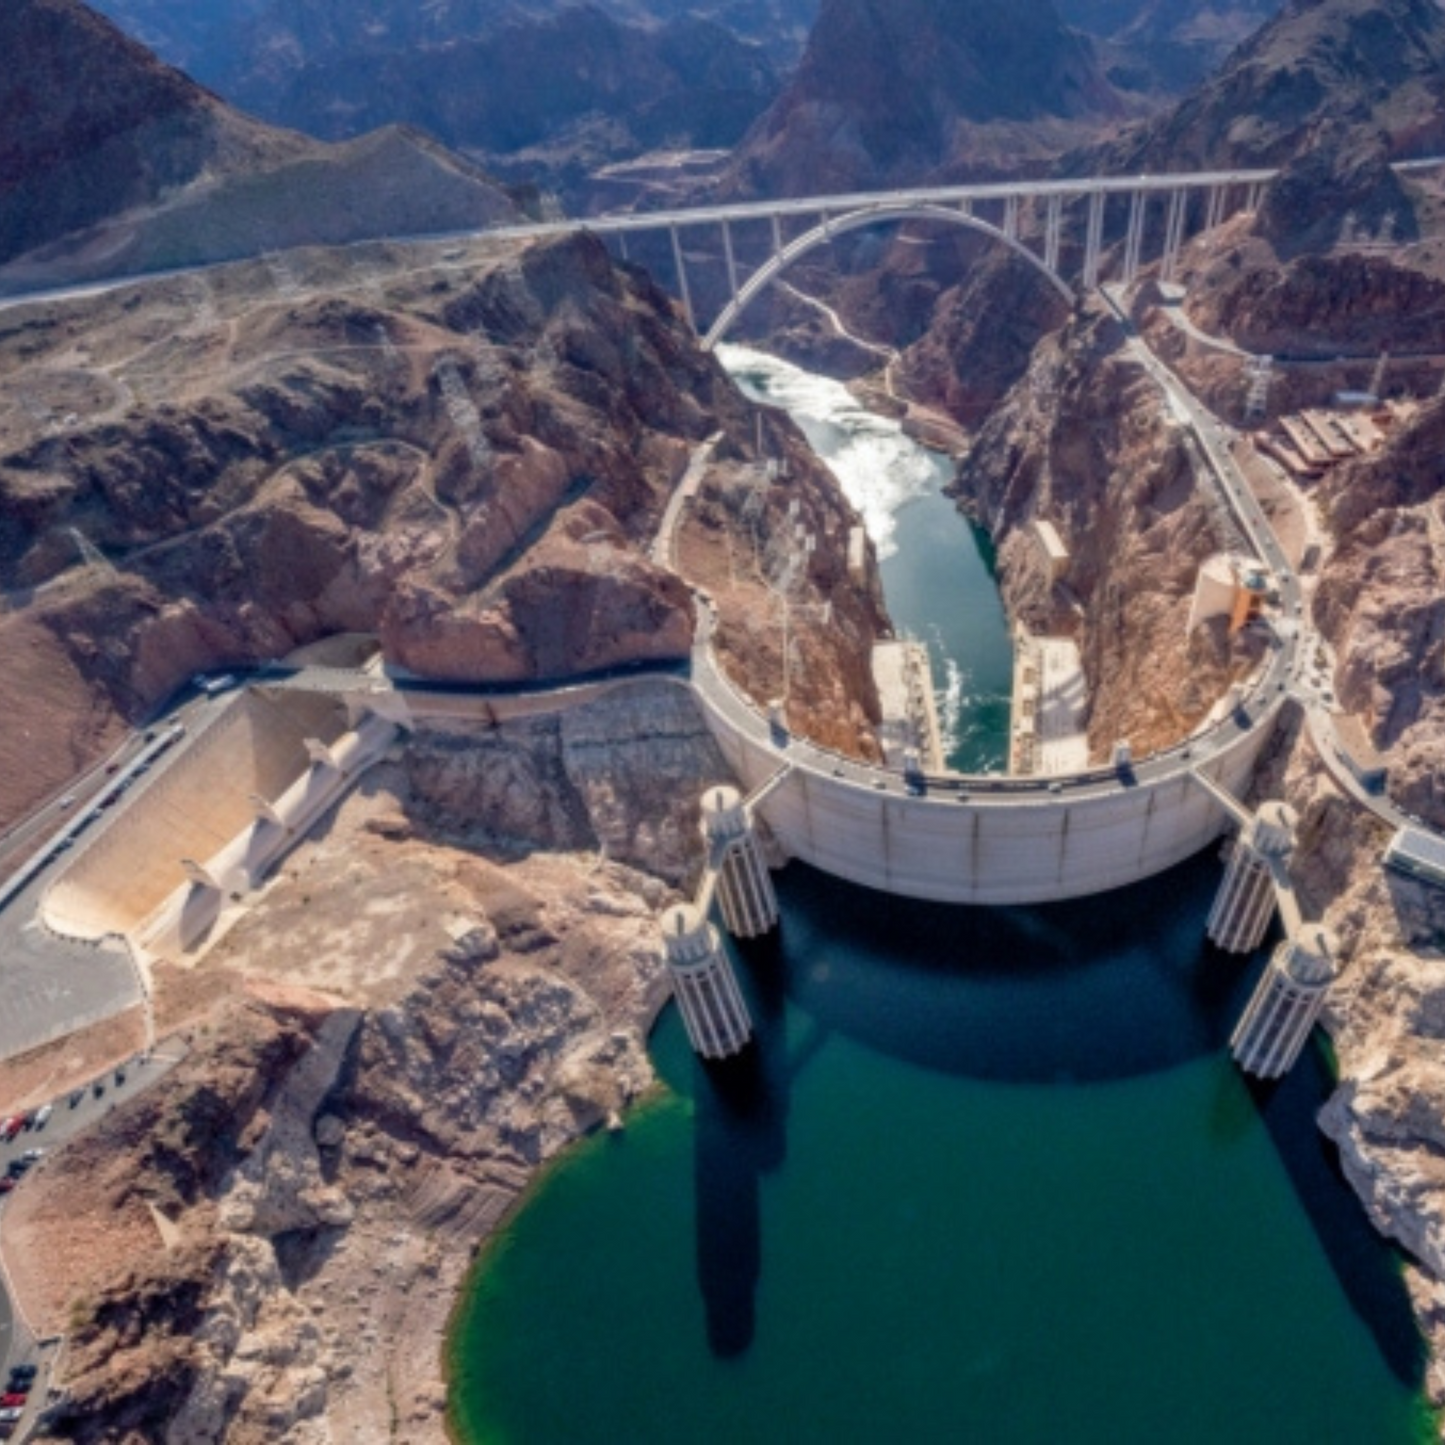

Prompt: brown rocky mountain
xmin=222 ymin=6 xmax=779 ymax=164
xmin=1079 ymin=0 xmax=1445 ymax=173
xmin=1056 ymin=0 xmax=1282 ymax=96
xmin=87 ymin=0 xmax=791 ymax=211
xmin=720 ymin=0 xmax=1129 ymax=197
xmin=0 ymin=0 xmax=520 ymax=283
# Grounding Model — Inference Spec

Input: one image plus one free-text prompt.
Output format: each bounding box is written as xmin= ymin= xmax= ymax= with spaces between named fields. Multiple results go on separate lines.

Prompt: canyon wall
xmin=13 ymin=681 xmax=734 ymax=1443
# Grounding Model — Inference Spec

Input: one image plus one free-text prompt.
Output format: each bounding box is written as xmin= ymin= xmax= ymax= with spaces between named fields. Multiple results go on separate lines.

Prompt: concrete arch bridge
xmin=502 ymin=167 xmax=1284 ymax=344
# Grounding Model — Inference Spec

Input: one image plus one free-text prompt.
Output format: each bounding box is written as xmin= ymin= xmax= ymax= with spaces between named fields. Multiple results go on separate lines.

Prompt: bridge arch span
xmin=701 ymin=200 xmax=1075 ymax=350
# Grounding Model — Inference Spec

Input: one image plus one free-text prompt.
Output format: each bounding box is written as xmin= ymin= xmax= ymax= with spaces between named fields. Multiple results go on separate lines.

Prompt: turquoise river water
xmin=445 ymin=352 xmax=1433 ymax=1444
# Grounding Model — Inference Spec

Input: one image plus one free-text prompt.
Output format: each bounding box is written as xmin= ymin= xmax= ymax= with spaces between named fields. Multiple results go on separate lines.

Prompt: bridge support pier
xmin=1003 ymin=194 xmax=1019 ymax=243
xmin=1083 ymin=190 xmax=1105 ymax=289
xmin=771 ymin=213 xmax=783 ymax=258
xmin=1231 ymin=925 xmax=1337 ymax=1078
xmin=722 ymin=220 xmax=740 ymax=304
xmin=661 ymin=904 xmax=753 ymax=1060
xmin=1204 ymin=183 xmax=1225 ymax=234
xmin=1206 ymin=801 xmax=1297 ymax=953
xmin=1044 ymin=195 xmax=1063 ymax=275
xmin=1246 ymin=181 xmax=1266 ymax=213
xmin=669 ymin=225 xmax=696 ymax=331
xmin=1122 ymin=190 xmax=1146 ymax=287
xmin=1161 ymin=188 xmax=1187 ymax=284
xmin=703 ymin=786 xmax=779 ymax=939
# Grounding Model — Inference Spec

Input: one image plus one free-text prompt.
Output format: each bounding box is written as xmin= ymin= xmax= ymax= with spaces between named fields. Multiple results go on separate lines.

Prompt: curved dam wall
xmin=690 ymin=650 xmax=1278 ymax=906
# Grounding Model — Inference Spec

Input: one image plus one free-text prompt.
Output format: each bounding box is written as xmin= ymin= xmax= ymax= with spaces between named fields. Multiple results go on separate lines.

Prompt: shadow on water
xmin=768 ymin=852 xmax=1254 ymax=1083
xmin=684 ymin=851 xmax=1423 ymax=1385
xmin=691 ymin=930 xmax=828 ymax=1358
xmin=1248 ymin=1043 xmax=1427 ymax=1390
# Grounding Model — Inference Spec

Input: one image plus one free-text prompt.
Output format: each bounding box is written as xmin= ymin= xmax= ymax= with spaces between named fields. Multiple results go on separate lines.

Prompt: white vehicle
xmin=32 ymin=1106 xmax=51 ymax=1130
xmin=192 ymin=672 xmax=239 ymax=697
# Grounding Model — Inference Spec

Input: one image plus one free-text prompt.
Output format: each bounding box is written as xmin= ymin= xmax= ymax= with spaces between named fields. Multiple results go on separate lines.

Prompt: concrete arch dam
xmin=691 ymin=693 xmax=1276 ymax=907
xmin=297 ymin=656 xmax=1279 ymax=907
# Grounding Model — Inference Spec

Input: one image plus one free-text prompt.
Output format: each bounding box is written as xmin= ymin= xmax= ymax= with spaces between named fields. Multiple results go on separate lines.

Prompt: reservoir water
xmin=445 ymin=353 xmax=1432 ymax=1443
xmin=717 ymin=345 xmax=1013 ymax=773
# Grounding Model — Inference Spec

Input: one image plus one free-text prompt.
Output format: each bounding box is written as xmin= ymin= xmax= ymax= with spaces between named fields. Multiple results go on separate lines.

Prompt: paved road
xmin=0 ymin=692 xmax=229 ymax=1066
xmin=1100 ymin=284 xmax=1437 ymax=847
xmin=0 ymin=882 xmax=140 ymax=1067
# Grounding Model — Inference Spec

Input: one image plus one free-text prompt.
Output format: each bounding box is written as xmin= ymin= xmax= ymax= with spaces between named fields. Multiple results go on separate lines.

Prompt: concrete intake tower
xmin=1231 ymin=925 xmax=1338 ymax=1079
xmin=661 ymin=904 xmax=753 ymax=1060
xmin=702 ymin=786 xmax=779 ymax=939
xmin=1207 ymin=801 xmax=1297 ymax=954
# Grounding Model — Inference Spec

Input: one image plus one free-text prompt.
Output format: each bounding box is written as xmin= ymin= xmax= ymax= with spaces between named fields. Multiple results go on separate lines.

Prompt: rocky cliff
xmin=720 ymin=0 xmax=1128 ymax=197
xmin=0 ymin=0 xmax=521 ymax=280
xmin=10 ymin=683 xmax=731 ymax=1440
xmin=0 ymin=227 xmax=886 ymax=826
xmin=951 ymin=298 xmax=1261 ymax=757
xmin=1076 ymin=0 xmax=1445 ymax=173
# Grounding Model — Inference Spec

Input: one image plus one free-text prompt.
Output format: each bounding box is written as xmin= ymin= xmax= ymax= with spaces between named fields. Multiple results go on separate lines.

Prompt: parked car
xmin=0 ymin=1393 xmax=25 ymax=1408
xmin=0 ymin=1179 xmax=15 ymax=1195
xmin=0 ymin=1408 xmax=22 ymax=1424
xmin=0 ymin=1117 xmax=23 ymax=1142
xmin=20 ymin=1148 xmax=43 ymax=1163
xmin=68 ymin=1089 xmax=84 ymax=1108
xmin=8 ymin=1365 xmax=37 ymax=1384
xmin=32 ymin=1106 xmax=51 ymax=1130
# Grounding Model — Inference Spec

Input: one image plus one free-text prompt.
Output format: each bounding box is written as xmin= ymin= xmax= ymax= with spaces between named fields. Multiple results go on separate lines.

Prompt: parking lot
xmin=0 ymin=1044 xmax=187 ymax=1438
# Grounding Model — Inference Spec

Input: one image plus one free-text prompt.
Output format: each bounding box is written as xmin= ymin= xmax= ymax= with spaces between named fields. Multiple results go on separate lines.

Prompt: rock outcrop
xmin=951 ymin=298 xmax=1261 ymax=757
xmin=1077 ymin=0 xmax=1445 ymax=173
xmin=12 ymin=680 xmax=731 ymax=1441
xmin=0 ymin=228 xmax=886 ymax=829
xmin=0 ymin=0 xmax=520 ymax=281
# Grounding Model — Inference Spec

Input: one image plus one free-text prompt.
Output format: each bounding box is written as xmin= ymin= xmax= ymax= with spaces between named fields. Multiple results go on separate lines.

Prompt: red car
xmin=0 ymin=1393 xmax=24 ymax=1408
xmin=0 ymin=1118 xmax=22 ymax=1142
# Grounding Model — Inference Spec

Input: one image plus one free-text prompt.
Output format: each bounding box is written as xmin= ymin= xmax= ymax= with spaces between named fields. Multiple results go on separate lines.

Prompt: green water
xmin=449 ymin=858 xmax=1432 ymax=1444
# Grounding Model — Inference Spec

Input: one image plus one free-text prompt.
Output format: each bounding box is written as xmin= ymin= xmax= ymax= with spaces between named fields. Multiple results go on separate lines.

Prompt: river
xmin=444 ymin=351 xmax=1432 ymax=1444
xmin=717 ymin=344 xmax=1013 ymax=773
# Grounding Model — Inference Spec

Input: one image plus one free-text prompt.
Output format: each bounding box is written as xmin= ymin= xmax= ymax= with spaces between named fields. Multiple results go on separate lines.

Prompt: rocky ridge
xmin=1075 ymin=0 xmax=1445 ymax=174
xmin=6 ymin=679 xmax=738 ymax=1441
xmin=0 ymin=229 xmax=887 ymax=830
xmin=0 ymin=0 xmax=522 ymax=283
